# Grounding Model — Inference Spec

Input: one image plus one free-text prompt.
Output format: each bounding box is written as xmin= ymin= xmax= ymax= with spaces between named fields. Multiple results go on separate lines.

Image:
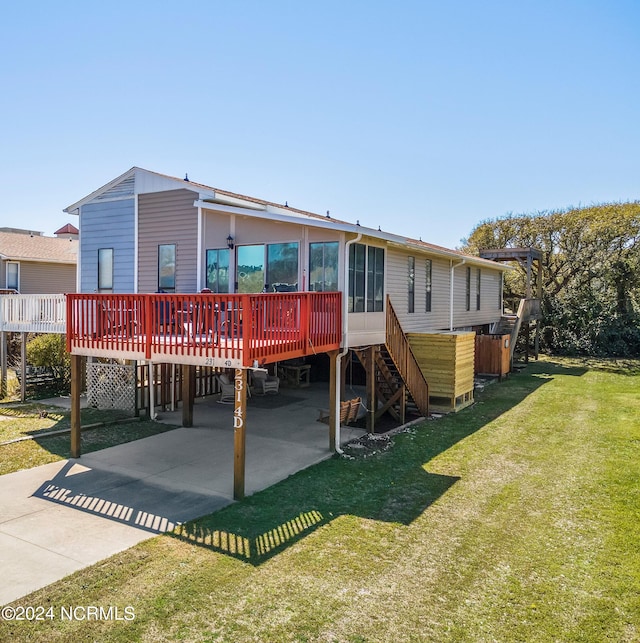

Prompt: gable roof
xmin=0 ymin=231 xmax=77 ymax=264
xmin=64 ymin=167 xmax=509 ymax=270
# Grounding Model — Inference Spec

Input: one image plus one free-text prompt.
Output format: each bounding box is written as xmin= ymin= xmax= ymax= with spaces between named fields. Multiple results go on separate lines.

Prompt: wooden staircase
xmin=353 ymin=298 xmax=429 ymax=425
xmin=491 ymin=298 xmax=541 ymax=361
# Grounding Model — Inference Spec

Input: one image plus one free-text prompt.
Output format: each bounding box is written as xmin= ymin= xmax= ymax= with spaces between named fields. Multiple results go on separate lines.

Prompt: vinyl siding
xmin=138 ymin=190 xmax=198 ymax=293
xmin=451 ymin=264 xmax=503 ymax=328
xmin=387 ymin=248 xmax=504 ymax=331
xmin=80 ymin=199 xmax=135 ymax=293
xmin=94 ymin=175 xmax=135 ymax=201
xmin=16 ymin=261 xmax=76 ymax=294
xmin=386 ymin=248 xmax=452 ymax=331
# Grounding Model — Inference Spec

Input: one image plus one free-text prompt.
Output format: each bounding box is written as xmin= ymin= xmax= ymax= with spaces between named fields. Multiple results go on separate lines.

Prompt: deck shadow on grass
xmin=168 ymin=361 xmax=568 ymax=566
xmin=171 ymin=469 xmax=460 ymax=565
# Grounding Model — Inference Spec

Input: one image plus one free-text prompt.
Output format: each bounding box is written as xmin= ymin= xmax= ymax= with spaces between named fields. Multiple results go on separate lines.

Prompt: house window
xmin=309 ymin=241 xmax=339 ymax=291
xmin=424 ymin=259 xmax=433 ymax=313
xmin=348 ymin=243 xmax=384 ymax=312
xmin=476 ymin=268 xmax=481 ymax=310
xmin=267 ymin=242 xmax=298 ymax=291
xmin=205 ymin=249 xmax=230 ymax=293
xmin=367 ymin=246 xmax=384 ymax=312
xmin=498 ymin=272 xmax=503 ymax=310
xmin=408 ymin=256 xmax=415 ymax=313
xmin=97 ymin=249 xmax=113 ymax=293
xmin=6 ymin=262 xmax=19 ymax=291
xmin=158 ymin=244 xmax=176 ymax=292
xmin=237 ymin=243 xmax=299 ymax=293
xmin=465 ymin=266 xmax=471 ymax=311
xmin=348 ymin=243 xmax=366 ymax=312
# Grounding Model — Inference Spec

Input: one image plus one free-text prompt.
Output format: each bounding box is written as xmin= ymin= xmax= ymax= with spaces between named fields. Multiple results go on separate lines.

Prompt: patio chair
xmin=252 ymin=370 xmax=280 ymax=395
xmin=216 ymin=373 xmax=235 ymax=404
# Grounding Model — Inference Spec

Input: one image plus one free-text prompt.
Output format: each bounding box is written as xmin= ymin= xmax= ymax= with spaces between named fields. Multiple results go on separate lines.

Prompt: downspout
xmin=450 ymin=259 xmax=467 ymax=331
xmin=335 ymin=232 xmax=362 ymax=453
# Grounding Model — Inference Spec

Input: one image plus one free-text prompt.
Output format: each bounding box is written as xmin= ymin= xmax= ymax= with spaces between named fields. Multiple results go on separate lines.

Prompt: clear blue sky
xmin=1 ymin=0 xmax=638 ymax=249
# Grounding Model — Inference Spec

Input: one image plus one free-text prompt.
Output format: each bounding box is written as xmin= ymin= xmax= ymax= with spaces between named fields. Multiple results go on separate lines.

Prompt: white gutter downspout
xmin=335 ymin=232 xmax=362 ymax=453
xmin=450 ymin=259 xmax=467 ymax=331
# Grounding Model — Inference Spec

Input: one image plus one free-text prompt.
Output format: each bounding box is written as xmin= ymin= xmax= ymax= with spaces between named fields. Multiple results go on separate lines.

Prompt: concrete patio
xmin=0 ymin=383 xmax=366 ymax=605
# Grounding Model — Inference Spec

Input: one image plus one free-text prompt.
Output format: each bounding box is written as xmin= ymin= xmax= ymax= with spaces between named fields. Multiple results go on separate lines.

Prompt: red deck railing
xmin=66 ymin=292 xmax=342 ymax=367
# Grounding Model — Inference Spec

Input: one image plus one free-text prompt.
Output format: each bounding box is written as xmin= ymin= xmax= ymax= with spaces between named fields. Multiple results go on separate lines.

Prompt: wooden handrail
xmin=385 ymin=297 xmax=429 ymax=416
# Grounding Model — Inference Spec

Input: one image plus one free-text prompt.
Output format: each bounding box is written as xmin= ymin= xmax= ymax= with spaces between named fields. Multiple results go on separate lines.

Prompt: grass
xmin=1 ymin=357 xmax=639 ymax=642
xmin=0 ymin=403 xmax=133 ymax=443
xmin=0 ymin=404 xmax=179 ymax=476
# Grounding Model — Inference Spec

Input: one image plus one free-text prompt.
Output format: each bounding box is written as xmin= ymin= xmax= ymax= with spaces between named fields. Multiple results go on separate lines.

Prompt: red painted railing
xmin=66 ymin=292 xmax=342 ymax=367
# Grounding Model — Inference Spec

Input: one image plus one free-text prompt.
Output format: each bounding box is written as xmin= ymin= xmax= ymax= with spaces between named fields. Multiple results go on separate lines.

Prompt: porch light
xmin=226 ymin=235 xmax=235 ymax=250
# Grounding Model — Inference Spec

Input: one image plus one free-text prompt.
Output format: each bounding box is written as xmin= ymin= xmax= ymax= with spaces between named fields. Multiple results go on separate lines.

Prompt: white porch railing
xmin=0 ymin=294 xmax=67 ymax=334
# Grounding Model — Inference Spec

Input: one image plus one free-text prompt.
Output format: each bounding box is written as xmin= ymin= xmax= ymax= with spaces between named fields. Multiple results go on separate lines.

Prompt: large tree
xmin=462 ymin=203 xmax=640 ymax=356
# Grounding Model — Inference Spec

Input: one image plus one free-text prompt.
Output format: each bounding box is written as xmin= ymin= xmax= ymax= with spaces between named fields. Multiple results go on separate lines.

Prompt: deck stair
xmin=352 ymin=298 xmax=429 ymax=424
xmin=491 ymin=298 xmax=541 ymax=361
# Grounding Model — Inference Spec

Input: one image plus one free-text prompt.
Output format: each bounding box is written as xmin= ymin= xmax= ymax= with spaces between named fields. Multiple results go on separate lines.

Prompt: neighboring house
xmin=54 ymin=223 xmax=79 ymax=240
xmin=0 ymin=228 xmax=77 ymax=294
xmin=64 ymin=167 xmax=508 ymax=343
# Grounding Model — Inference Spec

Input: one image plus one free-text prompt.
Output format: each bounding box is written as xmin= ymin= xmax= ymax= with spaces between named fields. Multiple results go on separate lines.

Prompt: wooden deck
xmin=66 ymin=292 xmax=342 ymax=368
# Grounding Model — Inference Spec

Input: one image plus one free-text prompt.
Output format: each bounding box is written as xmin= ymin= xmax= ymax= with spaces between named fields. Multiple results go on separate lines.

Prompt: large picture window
xmin=6 ymin=262 xmax=19 ymax=291
xmin=425 ymin=259 xmax=432 ymax=312
xmin=309 ymin=241 xmax=339 ymax=292
xmin=205 ymin=249 xmax=230 ymax=293
xmin=237 ymin=243 xmax=299 ymax=293
xmin=267 ymin=242 xmax=298 ymax=291
xmin=158 ymin=244 xmax=176 ymax=292
xmin=97 ymin=249 xmax=113 ymax=293
xmin=408 ymin=256 xmax=415 ymax=313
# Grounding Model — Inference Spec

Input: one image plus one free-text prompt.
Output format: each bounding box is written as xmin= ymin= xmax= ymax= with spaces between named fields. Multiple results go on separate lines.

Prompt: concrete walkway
xmin=0 ymin=384 xmax=365 ymax=605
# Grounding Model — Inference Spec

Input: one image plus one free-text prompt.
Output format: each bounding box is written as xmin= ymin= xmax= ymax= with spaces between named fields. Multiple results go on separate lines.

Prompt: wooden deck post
xmin=328 ymin=350 xmax=339 ymax=452
xmin=233 ymin=368 xmax=247 ymax=500
xmin=70 ymin=354 xmax=82 ymax=458
xmin=20 ymin=332 xmax=26 ymax=402
xmin=0 ymin=331 xmax=6 ymax=399
xmin=182 ymin=364 xmax=195 ymax=427
xmin=367 ymin=345 xmax=376 ymax=434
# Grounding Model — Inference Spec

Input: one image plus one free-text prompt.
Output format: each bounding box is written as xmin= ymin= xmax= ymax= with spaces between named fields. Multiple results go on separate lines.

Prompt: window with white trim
xmin=98 ymin=249 xmax=113 ymax=293
xmin=6 ymin=262 xmax=19 ymax=291
xmin=425 ymin=259 xmax=432 ymax=312
xmin=348 ymin=243 xmax=385 ymax=312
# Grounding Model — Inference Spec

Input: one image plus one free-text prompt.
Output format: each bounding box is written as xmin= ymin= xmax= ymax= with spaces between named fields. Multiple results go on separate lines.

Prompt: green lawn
xmin=0 ymin=404 xmax=179 ymax=476
xmin=1 ymin=357 xmax=639 ymax=642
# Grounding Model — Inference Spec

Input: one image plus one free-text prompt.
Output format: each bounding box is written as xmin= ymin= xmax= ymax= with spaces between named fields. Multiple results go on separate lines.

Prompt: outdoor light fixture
xmin=226 ymin=235 xmax=235 ymax=250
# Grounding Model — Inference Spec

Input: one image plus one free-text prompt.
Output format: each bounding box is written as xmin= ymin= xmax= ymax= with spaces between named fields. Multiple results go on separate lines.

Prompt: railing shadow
xmin=30 ymin=460 xmax=230 ymax=534
xmin=169 ymin=360 xmax=586 ymax=565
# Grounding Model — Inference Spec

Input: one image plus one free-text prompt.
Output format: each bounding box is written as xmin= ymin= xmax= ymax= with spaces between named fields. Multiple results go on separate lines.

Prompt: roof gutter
xmin=450 ymin=259 xmax=467 ymax=331
xmin=334 ymin=231 xmax=362 ymax=454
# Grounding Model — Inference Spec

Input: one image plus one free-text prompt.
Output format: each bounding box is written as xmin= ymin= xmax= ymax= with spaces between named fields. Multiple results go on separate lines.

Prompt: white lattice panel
xmin=87 ymin=362 xmax=136 ymax=411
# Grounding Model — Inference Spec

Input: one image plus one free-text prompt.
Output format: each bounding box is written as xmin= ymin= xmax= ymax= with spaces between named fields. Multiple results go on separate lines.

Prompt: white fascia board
xmin=196 ymin=200 xmax=512 ymax=270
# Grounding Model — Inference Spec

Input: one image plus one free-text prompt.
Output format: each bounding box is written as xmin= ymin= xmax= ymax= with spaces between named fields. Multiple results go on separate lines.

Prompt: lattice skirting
xmin=87 ymin=362 xmax=136 ymax=411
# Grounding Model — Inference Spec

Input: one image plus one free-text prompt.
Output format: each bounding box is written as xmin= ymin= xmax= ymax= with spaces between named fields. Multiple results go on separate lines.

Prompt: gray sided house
xmin=0 ymin=229 xmax=77 ymax=294
xmin=64 ymin=167 xmax=508 ymax=344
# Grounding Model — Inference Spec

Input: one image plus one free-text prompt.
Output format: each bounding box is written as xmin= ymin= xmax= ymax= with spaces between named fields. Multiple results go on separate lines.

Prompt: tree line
xmin=462 ymin=202 xmax=640 ymax=357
